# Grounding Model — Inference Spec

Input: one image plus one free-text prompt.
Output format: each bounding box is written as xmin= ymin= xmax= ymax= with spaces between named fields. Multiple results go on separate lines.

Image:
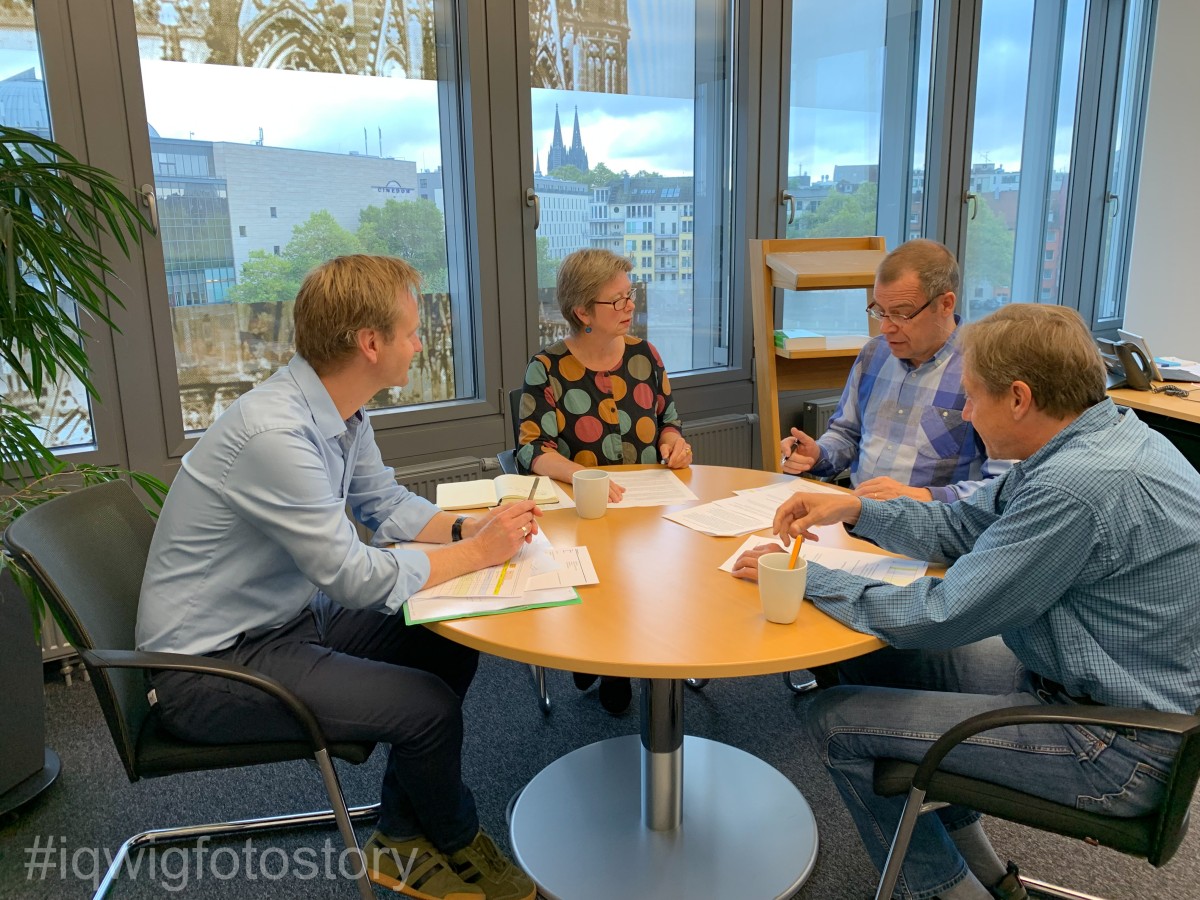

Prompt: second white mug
xmin=572 ymin=470 xmax=610 ymax=519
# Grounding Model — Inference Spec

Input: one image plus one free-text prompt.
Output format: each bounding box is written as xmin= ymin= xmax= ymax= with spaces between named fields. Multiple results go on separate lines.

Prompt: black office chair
xmin=3 ymin=481 xmax=380 ymax=900
xmin=871 ymin=703 xmax=1200 ymax=900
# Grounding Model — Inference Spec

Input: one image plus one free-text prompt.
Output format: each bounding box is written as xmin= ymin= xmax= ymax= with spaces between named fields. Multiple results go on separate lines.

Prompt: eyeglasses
xmin=594 ymin=289 xmax=635 ymax=313
xmin=866 ymin=295 xmax=937 ymax=323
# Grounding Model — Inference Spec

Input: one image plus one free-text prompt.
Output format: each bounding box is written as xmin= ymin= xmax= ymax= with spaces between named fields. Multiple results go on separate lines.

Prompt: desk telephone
xmin=1096 ymin=338 xmax=1153 ymax=391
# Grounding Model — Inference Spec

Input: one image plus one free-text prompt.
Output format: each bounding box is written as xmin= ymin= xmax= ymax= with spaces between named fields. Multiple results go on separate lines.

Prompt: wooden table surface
xmin=430 ymin=465 xmax=891 ymax=679
xmin=1109 ymin=385 xmax=1200 ymax=426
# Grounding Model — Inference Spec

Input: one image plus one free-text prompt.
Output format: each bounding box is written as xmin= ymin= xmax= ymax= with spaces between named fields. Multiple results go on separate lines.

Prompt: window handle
xmin=964 ymin=191 xmax=978 ymax=221
xmin=525 ymin=188 xmax=540 ymax=230
xmin=781 ymin=190 xmax=796 ymax=225
xmin=1105 ymin=191 xmax=1120 ymax=218
xmin=138 ymin=183 xmax=159 ymax=235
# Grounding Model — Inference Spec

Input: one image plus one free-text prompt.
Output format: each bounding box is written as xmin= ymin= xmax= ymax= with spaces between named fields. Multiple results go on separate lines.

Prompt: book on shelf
xmin=773 ymin=329 xmax=870 ymax=352
xmin=436 ymin=474 xmax=558 ymax=511
xmin=773 ymin=328 xmax=824 ymax=350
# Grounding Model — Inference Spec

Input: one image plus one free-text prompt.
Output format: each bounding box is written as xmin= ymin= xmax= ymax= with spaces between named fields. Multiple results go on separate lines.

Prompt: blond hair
xmin=293 ymin=255 xmax=422 ymax=373
xmin=959 ymin=304 xmax=1108 ymax=418
xmin=556 ymin=248 xmax=634 ymax=332
xmin=877 ymin=238 xmax=960 ymax=300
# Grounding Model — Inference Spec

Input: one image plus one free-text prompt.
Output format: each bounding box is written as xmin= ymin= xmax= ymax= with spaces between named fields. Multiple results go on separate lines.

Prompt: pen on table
xmin=787 ymin=534 xmax=804 ymax=570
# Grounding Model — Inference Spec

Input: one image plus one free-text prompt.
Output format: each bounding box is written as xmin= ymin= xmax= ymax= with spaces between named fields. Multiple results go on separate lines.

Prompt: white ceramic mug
xmin=572 ymin=470 xmax=610 ymax=519
xmin=757 ymin=552 xmax=807 ymax=624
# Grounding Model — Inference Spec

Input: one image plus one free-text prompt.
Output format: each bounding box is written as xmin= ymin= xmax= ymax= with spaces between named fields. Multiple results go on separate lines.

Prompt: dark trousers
xmin=152 ymin=594 xmax=480 ymax=852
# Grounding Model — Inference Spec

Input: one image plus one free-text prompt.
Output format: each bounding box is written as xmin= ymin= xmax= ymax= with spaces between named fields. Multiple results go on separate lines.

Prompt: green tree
xmin=790 ymin=182 xmax=878 ymax=239
xmin=284 ymin=210 xmax=361 ymax=271
xmin=536 ymin=236 xmax=561 ymax=289
xmin=962 ymin=196 xmax=1015 ymax=304
xmin=357 ymin=198 xmax=449 ymax=291
xmin=588 ymin=162 xmax=621 ymax=187
xmin=228 ymin=250 xmax=300 ymax=305
xmin=546 ymin=164 xmax=589 ymax=183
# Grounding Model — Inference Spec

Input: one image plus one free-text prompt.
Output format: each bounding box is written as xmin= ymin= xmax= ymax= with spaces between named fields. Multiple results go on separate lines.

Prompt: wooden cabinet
xmin=749 ymin=236 xmax=887 ymax=471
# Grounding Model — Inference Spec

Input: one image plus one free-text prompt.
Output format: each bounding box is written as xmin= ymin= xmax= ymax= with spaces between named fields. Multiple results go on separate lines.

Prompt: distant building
xmin=545 ymin=104 xmax=590 ymax=174
xmin=535 ymin=174 xmax=590 ymax=259
xmin=593 ymin=175 xmax=694 ymax=283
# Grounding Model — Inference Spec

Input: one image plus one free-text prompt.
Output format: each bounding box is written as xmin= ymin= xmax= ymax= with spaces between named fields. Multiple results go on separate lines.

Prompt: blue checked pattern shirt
xmin=137 ymin=356 xmax=440 ymax=657
xmin=809 ymin=324 xmax=1009 ymax=501
xmin=806 ymin=400 xmax=1200 ymax=714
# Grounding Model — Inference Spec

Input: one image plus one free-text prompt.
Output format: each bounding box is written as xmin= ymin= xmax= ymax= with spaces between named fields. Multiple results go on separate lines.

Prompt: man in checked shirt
xmin=781 ymin=239 xmax=1011 ymax=503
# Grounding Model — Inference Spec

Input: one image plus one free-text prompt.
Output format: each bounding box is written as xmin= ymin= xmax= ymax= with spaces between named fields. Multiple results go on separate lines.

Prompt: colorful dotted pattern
xmin=516 ymin=337 xmax=682 ymax=472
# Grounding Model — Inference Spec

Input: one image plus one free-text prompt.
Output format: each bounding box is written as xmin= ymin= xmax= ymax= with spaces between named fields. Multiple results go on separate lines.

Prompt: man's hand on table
xmin=730 ymin=492 xmax=863 ymax=582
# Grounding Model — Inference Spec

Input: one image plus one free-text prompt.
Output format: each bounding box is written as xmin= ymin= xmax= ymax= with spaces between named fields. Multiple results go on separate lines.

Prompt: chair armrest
xmin=81 ymin=648 xmax=332 ymax=754
xmin=910 ymin=704 xmax=1200 ymax=792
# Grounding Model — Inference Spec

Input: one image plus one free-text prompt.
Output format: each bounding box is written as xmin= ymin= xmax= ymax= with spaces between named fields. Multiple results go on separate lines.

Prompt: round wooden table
xmin=430 ymin=465 xmax=891 ymax=900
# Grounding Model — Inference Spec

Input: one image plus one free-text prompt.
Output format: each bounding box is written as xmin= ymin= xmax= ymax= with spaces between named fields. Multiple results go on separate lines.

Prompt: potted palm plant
xmin=0 ymin=124 xmax=165 ymax=813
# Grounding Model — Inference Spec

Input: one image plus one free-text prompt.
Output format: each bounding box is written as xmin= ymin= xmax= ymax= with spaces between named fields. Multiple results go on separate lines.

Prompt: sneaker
xmin=599 ymin=675 xmax=633 ymax=715
xmin=362 ymin=831 xmax=483 ymax=899
xmin=449 ymin=830 xmax=537 ymax=900
xmin=990 ymin=862 xmax=1028 ymax=900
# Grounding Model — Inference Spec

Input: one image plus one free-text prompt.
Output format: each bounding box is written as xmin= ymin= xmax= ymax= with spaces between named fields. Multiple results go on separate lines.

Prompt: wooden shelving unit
xmin=750 ymin=236 xmax=887 ymax=472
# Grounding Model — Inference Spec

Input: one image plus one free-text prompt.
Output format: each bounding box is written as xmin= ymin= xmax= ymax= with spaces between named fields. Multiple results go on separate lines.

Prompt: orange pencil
xmin=787 ymin=534 xmax=803 ymax=570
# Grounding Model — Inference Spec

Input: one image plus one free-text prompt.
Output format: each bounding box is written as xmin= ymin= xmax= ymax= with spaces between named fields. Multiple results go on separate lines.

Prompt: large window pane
xmin=528 ymin=0 xmax=735 ymax=374
xmin=1095 ymin=0 xmax=1154 ymax=323
xmin=780 ymin=0 xmax=932 ymax=337
xmin=0 ymin=1 xmax=97 ymax=451
xmin=130 ymin=0 xmax=464 ymax=431
xmin=962 ymin=0 xmax=1085 ymax=319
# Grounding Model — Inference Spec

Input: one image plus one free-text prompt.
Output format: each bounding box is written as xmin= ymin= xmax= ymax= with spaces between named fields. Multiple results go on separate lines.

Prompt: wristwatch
xmin=451 ymin=515 xmax=467 ymax=542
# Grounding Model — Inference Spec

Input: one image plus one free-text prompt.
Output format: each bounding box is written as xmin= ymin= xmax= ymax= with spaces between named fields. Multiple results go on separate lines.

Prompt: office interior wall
xmin=1124 ymin=0 xmax=1198 ymax=352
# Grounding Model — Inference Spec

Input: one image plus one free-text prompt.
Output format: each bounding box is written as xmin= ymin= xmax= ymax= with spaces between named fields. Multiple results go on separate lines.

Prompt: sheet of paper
xmin=541 ymin=478 xmax=575 ymax=510
xmin=524 ymin=547 xmax=599 ymax=590
xmin=716 ymin=533 xmax=928 ymax=585
xmin=608 ymin=469 xmax=698 ymax=507
xmin=662 ymin=498 xmax=769 ymax=536
xmin=405 ymin=531 xmax=555 ymax=600
xmin=733 ymin=478 xmax=846 ymax=500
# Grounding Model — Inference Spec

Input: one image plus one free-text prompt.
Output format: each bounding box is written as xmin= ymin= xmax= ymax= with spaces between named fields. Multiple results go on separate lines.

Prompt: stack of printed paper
xmin=402 ymin=532 xmax=598 ymax=624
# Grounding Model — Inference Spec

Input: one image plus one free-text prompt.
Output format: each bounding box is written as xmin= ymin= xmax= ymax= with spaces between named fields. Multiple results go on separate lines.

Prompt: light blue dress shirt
xmin=806 ymin=400 xmax=1200 ymax=714
xmin=137 ymin=356 xmax=440 ymax=657
xmin=810 ymin=325 xmax=1010 ymax=501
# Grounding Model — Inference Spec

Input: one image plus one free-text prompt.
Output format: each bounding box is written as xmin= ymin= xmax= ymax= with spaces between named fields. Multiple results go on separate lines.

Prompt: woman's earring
xmin=585 ymin=325 xmax=592 ymax=333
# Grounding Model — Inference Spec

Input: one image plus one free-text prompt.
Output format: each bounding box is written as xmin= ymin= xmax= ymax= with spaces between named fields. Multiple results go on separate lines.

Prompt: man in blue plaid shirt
xmin=739 ymin=305 xmax=1200 ymax=900
xmin=781 ymin=239 xmax=1009 ymax=502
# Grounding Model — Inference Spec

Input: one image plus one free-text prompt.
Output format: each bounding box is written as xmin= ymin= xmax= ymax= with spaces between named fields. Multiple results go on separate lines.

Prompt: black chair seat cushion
xmin=135 ymin=710 xmax=375 ymax=778
xmin=873 ymin=758 xmax=1156 ymax=858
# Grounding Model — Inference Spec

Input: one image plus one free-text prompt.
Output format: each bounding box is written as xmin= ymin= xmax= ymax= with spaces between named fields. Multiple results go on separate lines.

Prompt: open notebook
xmin=436 ymin=475 xmax=558 ymax=511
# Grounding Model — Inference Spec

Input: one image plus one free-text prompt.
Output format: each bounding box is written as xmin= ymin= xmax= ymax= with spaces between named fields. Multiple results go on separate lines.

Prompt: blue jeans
xmin=808 ymin=638 xmax=1180 ymax=899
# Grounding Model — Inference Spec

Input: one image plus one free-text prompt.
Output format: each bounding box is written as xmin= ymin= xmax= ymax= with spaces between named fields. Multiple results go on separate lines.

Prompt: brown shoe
xmin=990 ymin=862 xmax=1028 ymax=900
xmin=449 ymin=830 xmax=536 ymax=900
xmin=362 ymin=831 xmax=483 ymax=900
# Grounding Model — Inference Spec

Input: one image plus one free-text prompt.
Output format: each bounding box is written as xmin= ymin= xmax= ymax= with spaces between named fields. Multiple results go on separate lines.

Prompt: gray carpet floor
xmin=1 ymin=655 xmax=1197 ymax=899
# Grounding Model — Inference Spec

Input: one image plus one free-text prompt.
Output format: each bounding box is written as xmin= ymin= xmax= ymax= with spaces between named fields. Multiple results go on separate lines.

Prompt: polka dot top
xmin=515 ymin=337 xmax=683 ymax=473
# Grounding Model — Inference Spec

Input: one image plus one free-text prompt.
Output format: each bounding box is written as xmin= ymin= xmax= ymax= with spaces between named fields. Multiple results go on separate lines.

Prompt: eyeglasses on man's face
xmin=866 ymin=294 xmax=939 ymax=323
xmin=594 ymin=288 xmax=635 ymax=313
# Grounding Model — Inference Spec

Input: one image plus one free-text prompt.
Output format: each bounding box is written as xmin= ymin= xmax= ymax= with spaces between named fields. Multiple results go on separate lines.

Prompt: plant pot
xmin=0 ymin=566 xmax=60 ymax=814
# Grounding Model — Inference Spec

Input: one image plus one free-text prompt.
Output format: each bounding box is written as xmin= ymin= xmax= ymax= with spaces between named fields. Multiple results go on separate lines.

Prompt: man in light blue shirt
xmin=737 ymin=305 xmax=1200 ymax=900
xmin=781 ymin=239 xmax=1009 ymax=503
xmin=138 ymin=255 xmax=537 ymax=900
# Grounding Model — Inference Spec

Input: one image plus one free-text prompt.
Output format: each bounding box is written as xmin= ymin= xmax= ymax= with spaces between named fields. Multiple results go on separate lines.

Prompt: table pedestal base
xmin=509 ymin=734 xmax=818 ymax=900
